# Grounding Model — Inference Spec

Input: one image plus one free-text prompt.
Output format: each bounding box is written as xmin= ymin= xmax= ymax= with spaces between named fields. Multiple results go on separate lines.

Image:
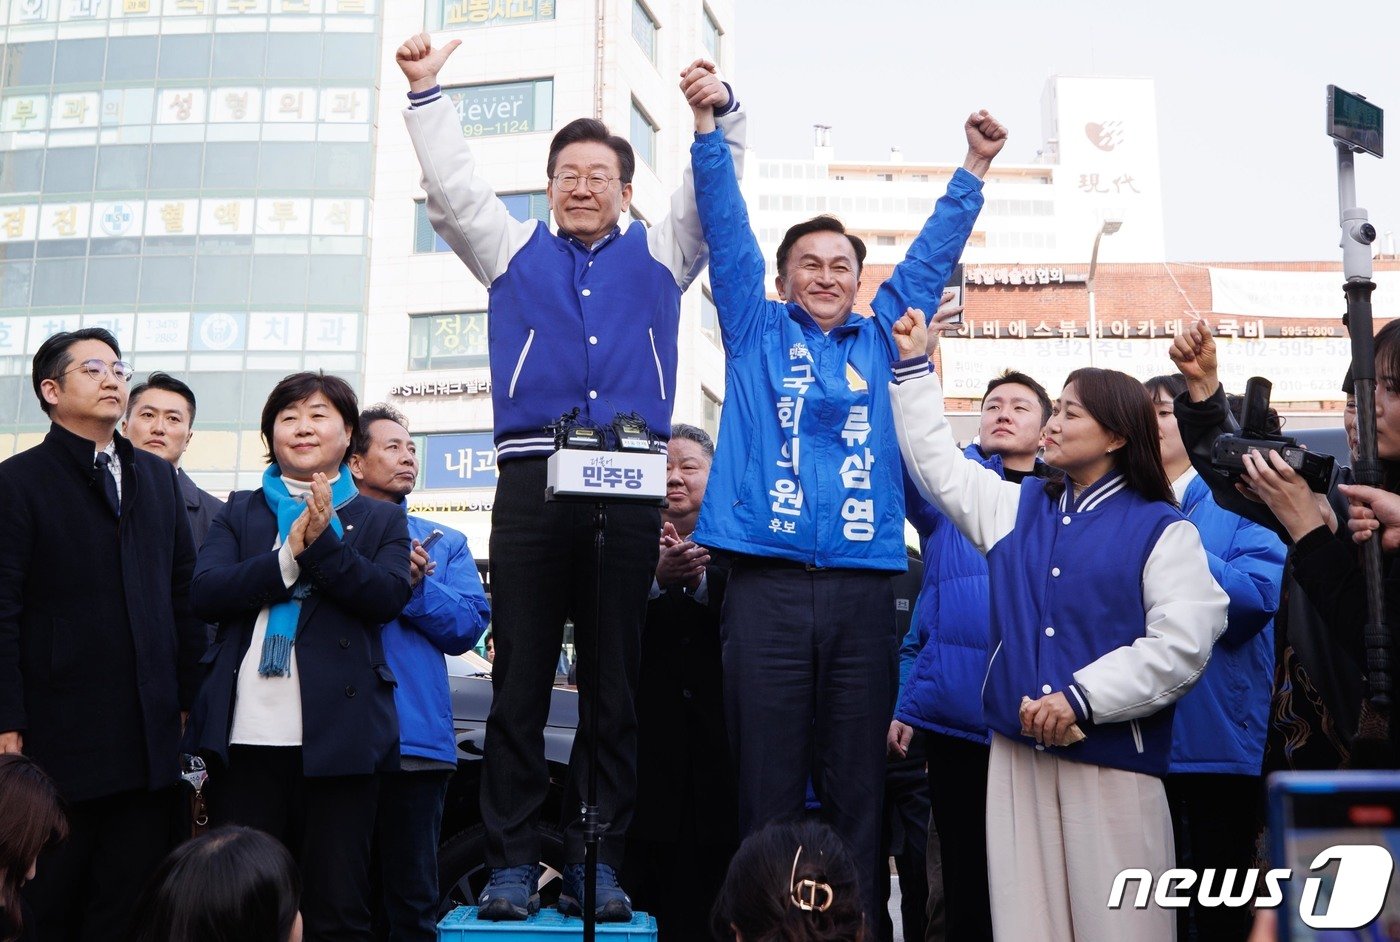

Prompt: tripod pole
xmin=581 ymin=502 xmax=606 ymax=942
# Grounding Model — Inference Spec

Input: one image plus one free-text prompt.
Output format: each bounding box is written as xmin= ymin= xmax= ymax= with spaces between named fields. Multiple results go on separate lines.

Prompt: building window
xmin=699 ymin=287 xmax=719 ymax=346
xmin=702 ymin=6 xmax=722 ymax=60
xmin=408 ymin=311 xmax=489 ymax=370
xmin=415 ymin=193 xmax=548 ymax=253
xmin=702 ymin=388 xmax=722 ymax=439
xmin=876 ymin=235 xmax=896 ymax=246
xmin=630 ymin=99 xmax=658 ymax=169
xmin=444 ymin=79 xmax=554 ymax=139
xmin=632 ymin=0 xmax=659 ymax=64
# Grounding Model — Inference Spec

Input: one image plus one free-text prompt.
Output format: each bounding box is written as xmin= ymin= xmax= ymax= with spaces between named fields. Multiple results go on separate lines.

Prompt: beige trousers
xmin=985 ymin=733 xmax=1176 ymax=942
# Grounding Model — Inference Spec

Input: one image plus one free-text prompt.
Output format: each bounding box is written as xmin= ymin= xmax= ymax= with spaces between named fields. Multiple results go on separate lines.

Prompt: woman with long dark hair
xmin=0 ymin=755 xmax=67 ymax=942
xmin=127 ymin=827 xmax=301 ymax=942
xmin=889 ymin=309 xmax=1227 ymax=942
xmin=184 ymin=371 xmax=411 ymax=940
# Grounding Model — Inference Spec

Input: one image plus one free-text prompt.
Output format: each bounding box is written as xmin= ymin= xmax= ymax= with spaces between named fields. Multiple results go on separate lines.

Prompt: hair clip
xmin=789 ymin=845 xmax=834 ymax=913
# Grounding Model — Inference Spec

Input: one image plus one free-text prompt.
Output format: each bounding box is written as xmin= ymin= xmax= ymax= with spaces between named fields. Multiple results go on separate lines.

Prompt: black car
xmin=436 ymin=651 xmax=579 ymax=914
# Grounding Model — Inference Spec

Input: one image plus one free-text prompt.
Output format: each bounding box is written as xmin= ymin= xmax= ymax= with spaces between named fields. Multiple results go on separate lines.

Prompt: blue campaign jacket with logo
xmin=689 ymin=127 xmax=984 ymax=570
xmin=896 ymin=445 xmax=1004 ymax=743
xmin=384 ymin=511 xmax=491 ymax=764
xmin=1169 ymin=473 xmax=1283 ymax=775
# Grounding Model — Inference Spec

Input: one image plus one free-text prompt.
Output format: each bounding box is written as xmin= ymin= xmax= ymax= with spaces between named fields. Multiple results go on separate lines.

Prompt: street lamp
xmin=1086 ymin=217 xmax=1123 ymax=367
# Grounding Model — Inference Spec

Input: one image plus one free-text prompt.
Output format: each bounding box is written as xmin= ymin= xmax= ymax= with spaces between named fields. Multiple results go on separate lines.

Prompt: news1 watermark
xmin=1109 ymin=845 xmax=1396 ymax=930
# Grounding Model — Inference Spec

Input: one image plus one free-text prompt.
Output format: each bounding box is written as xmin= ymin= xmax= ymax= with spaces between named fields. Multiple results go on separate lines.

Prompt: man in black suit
xmin=623 ymin=424 xmax=738 ymax=942
xmin=123 ymin=371 xmax=224 ymax=547
xmin=0 ymin=328 xmax=206 ymax=941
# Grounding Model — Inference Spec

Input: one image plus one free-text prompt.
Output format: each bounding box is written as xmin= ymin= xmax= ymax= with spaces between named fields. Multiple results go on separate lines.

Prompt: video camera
xmin=1210 ymin=377 xmax=1334 ymax=494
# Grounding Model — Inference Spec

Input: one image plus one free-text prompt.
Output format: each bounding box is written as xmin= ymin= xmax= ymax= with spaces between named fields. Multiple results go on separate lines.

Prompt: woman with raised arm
xmin=888 ymin=308 xmax=1227 ymax=942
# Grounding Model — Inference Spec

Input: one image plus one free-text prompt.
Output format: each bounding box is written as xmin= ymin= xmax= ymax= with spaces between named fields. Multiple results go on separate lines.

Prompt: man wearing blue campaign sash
xmin=683 ymin=74 xmax=1005 ymax=917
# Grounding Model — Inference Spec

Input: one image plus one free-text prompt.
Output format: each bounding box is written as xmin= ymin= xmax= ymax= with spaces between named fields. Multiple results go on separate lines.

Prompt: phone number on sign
xmin=462 ymin=121 xmax=533 ymax=137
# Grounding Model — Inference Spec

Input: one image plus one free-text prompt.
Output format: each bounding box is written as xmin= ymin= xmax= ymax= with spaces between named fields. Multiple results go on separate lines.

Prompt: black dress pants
xmin=720 ymin=562 xmax=896 ymax=922
xmin=1166 ymin=772 xmax=1263 ymax=942
xmin=23 ymin=786 xmax=177 ymax=942
xmin=482 ymin=457 xmax=659 ymax=867
xmin=208 ymin=745 xmax=379 ymax=942
xmin=924 ymin=732 xmax=993 ymax=942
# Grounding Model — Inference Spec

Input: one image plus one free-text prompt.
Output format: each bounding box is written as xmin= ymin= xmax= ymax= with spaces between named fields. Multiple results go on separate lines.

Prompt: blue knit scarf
xmin=257 ymin=463 xmax=358 ymax=677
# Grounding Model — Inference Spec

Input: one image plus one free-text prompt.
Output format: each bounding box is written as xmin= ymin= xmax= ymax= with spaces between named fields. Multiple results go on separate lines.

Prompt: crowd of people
xmin=0 ymin=29 xmax=1392 ymax=942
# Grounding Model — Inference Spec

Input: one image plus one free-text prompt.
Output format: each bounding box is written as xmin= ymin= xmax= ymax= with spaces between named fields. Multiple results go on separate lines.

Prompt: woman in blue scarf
xmin=185 ymin=372 xmax=411 ymax=941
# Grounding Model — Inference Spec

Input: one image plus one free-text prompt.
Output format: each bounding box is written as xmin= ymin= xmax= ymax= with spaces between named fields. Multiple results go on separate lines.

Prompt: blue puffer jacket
xmin=384 ymin=511 xmax=491 ymax=764
xmin=1169 ymin=472 xmax=1284 ymax=775
xmin=895 ymin=444 xmax=1006 ymax=743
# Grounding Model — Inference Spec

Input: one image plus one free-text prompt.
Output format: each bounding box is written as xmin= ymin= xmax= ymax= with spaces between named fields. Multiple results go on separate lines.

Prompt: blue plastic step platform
xmin=438 ymin=908 xmax=657 ymax=942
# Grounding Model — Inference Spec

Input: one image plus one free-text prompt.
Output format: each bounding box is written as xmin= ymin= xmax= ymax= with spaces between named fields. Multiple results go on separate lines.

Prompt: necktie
xmin=94 ymin=452 xmax=120 ymax=517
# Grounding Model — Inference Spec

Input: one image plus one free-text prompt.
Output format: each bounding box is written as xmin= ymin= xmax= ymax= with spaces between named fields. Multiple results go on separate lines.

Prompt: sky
xmin=731 ymin=0 xmax=1400 ymax=263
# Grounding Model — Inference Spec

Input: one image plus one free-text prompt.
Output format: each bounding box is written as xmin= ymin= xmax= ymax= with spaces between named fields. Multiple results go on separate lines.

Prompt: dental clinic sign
xmin=1109 ymin=844 xmax=1393 ymax=930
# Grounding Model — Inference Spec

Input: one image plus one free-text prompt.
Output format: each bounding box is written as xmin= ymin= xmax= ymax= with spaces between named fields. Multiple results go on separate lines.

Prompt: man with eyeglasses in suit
xmin=0 ymin=328 xmax=207 ymax=941
xmin=396 ymin=34 xmax=746 ymax=921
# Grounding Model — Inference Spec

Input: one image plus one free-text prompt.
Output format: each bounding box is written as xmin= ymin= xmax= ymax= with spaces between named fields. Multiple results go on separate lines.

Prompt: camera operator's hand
xmin=893 ymin=307 xmax=929 ymax=361
xmin=1340 ymin=483 xmax=1400 ymax=552
xmin=1169 ymin=319 xmax=1220 ymax=403
xmin=1239 ymin=449 xmax=1325 ymax=542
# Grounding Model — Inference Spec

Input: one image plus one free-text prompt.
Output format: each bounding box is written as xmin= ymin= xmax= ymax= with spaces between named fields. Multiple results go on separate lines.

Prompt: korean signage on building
xmin=424 ymin=432 xmax=498 ymax=490
xmin=445 ymin=80 xmax=552 ymax=139
xmin=430 ymin=0 xmax=554 ymax=29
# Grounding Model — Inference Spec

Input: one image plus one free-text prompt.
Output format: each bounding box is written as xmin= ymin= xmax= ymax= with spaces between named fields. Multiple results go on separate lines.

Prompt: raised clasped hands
xmin=679 ymin=58 xmax=725 ymax=133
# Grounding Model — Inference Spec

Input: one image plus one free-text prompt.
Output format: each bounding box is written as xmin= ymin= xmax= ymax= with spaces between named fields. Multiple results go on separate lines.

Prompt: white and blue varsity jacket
xmin=891 ymin=364 xmax=1229 ymax=776
xmin=404 ymin=89 xmax=746 ymax=461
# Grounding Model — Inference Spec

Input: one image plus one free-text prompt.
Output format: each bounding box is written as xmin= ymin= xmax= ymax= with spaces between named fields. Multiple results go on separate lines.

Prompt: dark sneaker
xmin=478 ymin=864 xmax=541 ymax=921
xmin=557 ymin=862 xmax=633 ymax=922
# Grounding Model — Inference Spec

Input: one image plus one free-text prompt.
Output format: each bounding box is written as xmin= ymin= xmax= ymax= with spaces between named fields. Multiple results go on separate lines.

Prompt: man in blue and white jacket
xmin=398 ymin=35 xmax=745 ymax=921
xmin=685 ymin=86 xmax=1005 ymax=917
xmin=889 ymin=365 xmax=1051 ymax=942
xmin=351 ymin=405 xmax=491 ymax=942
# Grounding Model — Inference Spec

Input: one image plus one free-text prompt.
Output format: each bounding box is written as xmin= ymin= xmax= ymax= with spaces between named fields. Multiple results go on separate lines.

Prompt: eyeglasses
xmin=59 ymin=358 xmax=135 ymax=383
xmin=552 ymin=172 xmax=618 ymax=194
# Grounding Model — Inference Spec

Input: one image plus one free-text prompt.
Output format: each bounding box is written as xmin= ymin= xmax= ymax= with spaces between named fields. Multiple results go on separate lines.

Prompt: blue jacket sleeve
xmin=400 ymin=531 xmax=491 ymax=656
xmin=1210 ymin=515 xmax=1286 ymax=648
xmin=871 ymin=168 xmax=985 ymax=337
xmin=691 ymin=127 xmax=774 ymax=358
xmin=896 ymin=599 xmax=928 ymax=696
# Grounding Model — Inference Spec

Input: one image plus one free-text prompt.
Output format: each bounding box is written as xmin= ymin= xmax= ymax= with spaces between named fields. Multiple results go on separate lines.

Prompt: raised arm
xmin=399 ymin=33 xmax=535 ymax=286
xmin=890 ymin=308 xmax=1020 ymax=555
xmin=872 ymin=111 xmax=1004 ymax=332
xmin=647 ymin=60 xmax=747 ymax=292
xmin=688 ymin=80 xmax=772 ymax=357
